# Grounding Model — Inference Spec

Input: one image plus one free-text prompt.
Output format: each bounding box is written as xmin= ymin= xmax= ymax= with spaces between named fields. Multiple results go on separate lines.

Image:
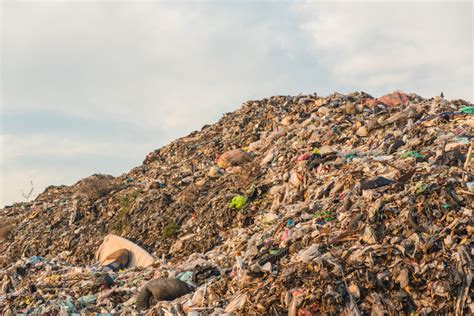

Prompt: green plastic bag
xmin=229 ymin=195 xmax=247 ymax=210
xmin=402 ymin=151 xmax=424 ymax=159
xmin=344 ymin=154 xmax=356 ymax=162
xmin=460 ymin=106 xmax=474 ymax=114
xmin=313 ymin=210 xmax=336 ymax=222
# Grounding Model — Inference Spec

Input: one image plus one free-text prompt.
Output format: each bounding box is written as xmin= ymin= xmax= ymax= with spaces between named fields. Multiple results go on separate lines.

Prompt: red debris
xmin=297 ymin=153 xmax=311 ymax=161
xmin=297 ymin=309 xmax=312 ymax=316
xmin=378 ymin=91 xmax=409 ymax=107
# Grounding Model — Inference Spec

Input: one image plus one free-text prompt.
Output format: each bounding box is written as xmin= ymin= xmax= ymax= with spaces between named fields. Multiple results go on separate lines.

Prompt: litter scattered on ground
xmin=1 ymin=91 xmax=473 ymax=314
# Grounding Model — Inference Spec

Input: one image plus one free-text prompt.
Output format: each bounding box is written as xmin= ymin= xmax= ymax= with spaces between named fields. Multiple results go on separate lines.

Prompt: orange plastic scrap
xmin=377 ymin=91 xmax=409 ymax=107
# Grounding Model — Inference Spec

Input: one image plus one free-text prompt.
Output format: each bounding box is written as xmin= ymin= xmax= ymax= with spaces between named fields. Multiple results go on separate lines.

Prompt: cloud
xmin=2 ymin=2 xmax=317 ymax=131
xmin=296 ymin=1 xmax=473 ymax=100
xmin=0 ymin=132 xmax=152 ymax=205
xmin=0 ymin=133 xmax=149 ymax=162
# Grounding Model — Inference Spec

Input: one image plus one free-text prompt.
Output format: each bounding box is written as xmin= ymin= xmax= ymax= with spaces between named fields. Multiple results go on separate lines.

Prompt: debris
xmin=1 ymin=91 xmax=472 ymax=315
xmin=460 ymin=106 xmax=474 ymax=114
xmin=136 ymin=278 xmax=192 ymax=310
xmin=377 ymin=91 xmax=410 ymax=107
xmin=224 ymin=292 xmax=248 ymax=313
xmin=297 ymin=244 xmax=320 ymax=263
xmin=356 ymin=126 xmax=369 ymax=137
xmin=360 ymin=176 xmax=394 ymax=190
xmin=216 ymin=149 xmax=249 ymax=169
xmin=100 ymin=248 xmax=131 ymax=271
xmin=229 ymin=195 xmax=247 ymax=210
xmin=96 ymin=234 xmax=155 ymax=268
xmin=401 ymin=151 xmax=424 ymax=159
xmin=78 ymin=294 xmax=97 ymax=308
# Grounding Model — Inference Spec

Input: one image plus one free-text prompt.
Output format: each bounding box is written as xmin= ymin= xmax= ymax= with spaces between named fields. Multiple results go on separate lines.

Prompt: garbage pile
xmin=1 ymin=91 xmax=473 ymax=314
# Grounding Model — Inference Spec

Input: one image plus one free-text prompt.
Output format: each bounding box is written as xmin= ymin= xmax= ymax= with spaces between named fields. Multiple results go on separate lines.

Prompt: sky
xmin=1 ymin=0 xmax=472 ymax=207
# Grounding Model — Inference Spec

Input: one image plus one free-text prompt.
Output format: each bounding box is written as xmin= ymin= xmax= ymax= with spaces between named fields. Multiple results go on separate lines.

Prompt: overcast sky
xmin=1 ymin=1 xmax=472 ymax=206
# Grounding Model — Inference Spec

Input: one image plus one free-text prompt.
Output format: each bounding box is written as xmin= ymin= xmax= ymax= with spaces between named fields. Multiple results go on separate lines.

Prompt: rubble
xmin=1 ymin=91 xmax=473 ymax=314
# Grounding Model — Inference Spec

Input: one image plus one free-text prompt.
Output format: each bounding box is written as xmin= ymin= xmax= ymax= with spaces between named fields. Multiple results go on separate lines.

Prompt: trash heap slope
xmin=1 ymin=91 xmax=473 ymax=314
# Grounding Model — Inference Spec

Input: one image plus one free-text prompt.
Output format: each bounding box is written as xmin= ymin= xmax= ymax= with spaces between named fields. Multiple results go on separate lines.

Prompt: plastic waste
xmin=360 ymin=176 xmax=394 ymax=190
xmin=176 ymin=271 xmax=196 ymax=288
xmin=344 ymin=153 xmax=357 ymax=162
xmin=78 ymin=294 xmax=96 ymax=308
xmin=1 ymin=91 xmax=472 ymax=315
xmin=460 ymin=106 xmax=474 ymax=114
xmin=25 ymin=256 xmax=44 ymax=265
xmin=229 ymin=195 xmax=247 ymax=210
xmin=401 ymin=151 xmax=424 ymax=159
xmin=224 ymin=293 xmax=247 ymax=313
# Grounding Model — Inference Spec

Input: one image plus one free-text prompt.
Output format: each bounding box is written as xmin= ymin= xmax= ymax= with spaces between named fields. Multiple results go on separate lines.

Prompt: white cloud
xmin=1 ymin=165 xmax=72 ymax=206
xmin=2 ymin=2 xmax=297 ymax=131
xmin=0 ymin=133 xmax=149 ymax=162
xmin=296 ymin=2 xmax=473 ymax=100
xmin=0 ymin=132 xmax=151 ymax=206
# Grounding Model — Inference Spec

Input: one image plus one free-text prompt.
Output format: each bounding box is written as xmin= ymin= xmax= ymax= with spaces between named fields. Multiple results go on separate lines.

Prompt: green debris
xmin=118 ymin=190 xmax=141 ymax=211
xmin=442 ymin=203 xmax=450 ymax=209
xmin=344 ymin=154 xmax=356 ymax=162
xmin=452 ymin=137 xmax=469 ymax=144
xmin=163 ymin=221 xmax=180 ymax=238
xmin=313 ymin=210 xmax=336 ymax=222
xmin=114 ymin=190 xmax=141 ymax=232
xmin=414 ymin=181 xmax=428 ymax=194
xmin=402 ymin=151 xmax=424 ymax=159
xmin=460 ymin=106 xmax=474 ymax=114
xmin=229 ymin=195 xmax=247 ymax=210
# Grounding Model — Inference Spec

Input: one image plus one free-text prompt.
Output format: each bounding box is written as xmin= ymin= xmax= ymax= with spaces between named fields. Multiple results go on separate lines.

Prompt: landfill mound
xmin=1 ymin=91 xmax=473 ymax=315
